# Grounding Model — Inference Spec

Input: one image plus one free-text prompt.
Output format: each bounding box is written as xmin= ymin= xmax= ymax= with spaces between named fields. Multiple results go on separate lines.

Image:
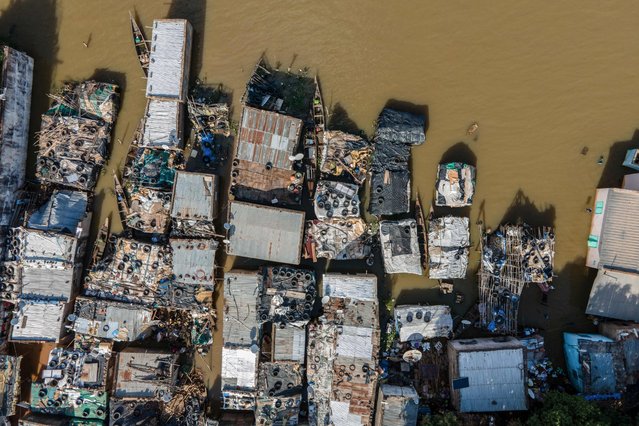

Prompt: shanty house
xmin=145 ymin=19 xmax=192 ymax=102
xmin=221 ymin=346 xmax=259 ymax=411
xmin=448 ymin=337 xmax=527 ymax=413
xmin=587 ymin=187 xmax=639 ymax=273
xmin=394 ymin=305 xmax=453 ymax=342
xmin=0 ymin=46 xmax=32 ymax=232
xmin=563 ymin=332 xmax=626 ymax=396
xmin=227 ymin=201 xmax=305 ymax=264
xmin=9 ymin=300 xmax=67 ymax=342
xmin=170 ymin=238 xmax=217 ymax=291
xmin=171 ymin=170 xmax=218 ymax=236
xmin=114 ymin=348 xmax=178 ymax=398
xmin=428 ymin=216 xmax=470 ymax=279
xmin=586 ymin=268 xmax=639 ymax=322
xmin=374 ymin=384 xmax=419 ymax=426
xmin=379 ymin=219 xmax=423 ymax=275
xmin=141 ymin=99 xmax=184 ymax=148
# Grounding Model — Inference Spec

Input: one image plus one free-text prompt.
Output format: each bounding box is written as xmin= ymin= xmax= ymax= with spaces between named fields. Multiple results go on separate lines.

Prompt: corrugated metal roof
xmin=71 ymin=298 xmax=153 ymax=342
xmin=586 ymin=268 xmax=639 ymax=322
xmin=141 ymin=99 xmax=182 ymax=148
xmin=10 ymin=300 xmax=65 ymax=342
xmin=395 ymin=305 xmax=452 ymax=342
xmin=20 ymin=267 xmax=74 ymax=301
xmin=273 ymin=326 xmax=306 ymax=362
xmin=336 ymin=325 xmax=373 ymax=359
xmin=114 ymin=349 xmax=177 ymax=398
xmin=378 ymin=385 xmax=419 ymax=426
xmin=237 ymin=106 xmax=302 ymax=170
xmin=454 ymin=345 xmax=527 ymax=413
xmin=223 ymin=271 xmax=261 ymax=346
xmin=591 ymin=188 xmax=639 ymax=272
xmin=27 ymin=190 xmax=87 ymax=234
xmin=146 ymin=20 xmax=192 ymax=101
xmin=170 ymin=238 xmax=217 ymax=288
xmin=322 ymin=273 xmax=377 ymax=301
xmin=0 ymin=47 xmax=32 ymax=228
xmin=18 ymin=228 xmax=76 ymax=266
xmin=221 ymin=347 xmax=259 ymax=390
xmin=171 ymin=171 xmax=217 ymax=220
xmin=227 ymin=201 xmax=305 ymax=265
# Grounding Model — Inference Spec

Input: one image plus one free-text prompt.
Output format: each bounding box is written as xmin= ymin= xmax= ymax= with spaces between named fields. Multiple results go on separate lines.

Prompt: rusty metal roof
xmin=236 ymin=106 xmax=302 ymax=170
xmin=170 ymin=171 xmax=217 ymax=221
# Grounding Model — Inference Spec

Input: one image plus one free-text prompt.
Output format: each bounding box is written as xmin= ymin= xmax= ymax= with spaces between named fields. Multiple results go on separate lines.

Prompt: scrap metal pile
xmin=35 ymin=81 xmax=119 ymax=191
xmin=187 ymin=95 xmax=231 ymax=171
xmin=319 ymin=130 xmax=371 ymax=183
xmin=479 ymin=225 xmax=555 ymax=334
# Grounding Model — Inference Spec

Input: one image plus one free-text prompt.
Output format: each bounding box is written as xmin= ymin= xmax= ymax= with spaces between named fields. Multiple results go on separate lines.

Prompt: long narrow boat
xmin=415 ymin=196 xmax=429 ymax=273
xmin=113 ymin=171 xmax=130 ymax=228
xmin=129 ymin=12 xmax=150 ymax=76
xmin=91 ymin=217 xmax=110 ymax=266
xmin=305 ymin=76 xmax=326 ymax=195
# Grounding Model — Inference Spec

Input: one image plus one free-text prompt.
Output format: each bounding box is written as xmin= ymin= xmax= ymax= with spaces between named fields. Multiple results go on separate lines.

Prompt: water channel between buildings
xmin=2 ymin=0 xmax=639 ymax=404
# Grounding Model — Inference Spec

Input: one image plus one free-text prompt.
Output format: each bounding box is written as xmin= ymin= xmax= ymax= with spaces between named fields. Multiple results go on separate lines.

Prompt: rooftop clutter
xmin=258 ymin=266 xmax=316 ymax=326
xmin=318 ymin=130 xmax=372 ymax=184
xmin=394 ymin=305 xmax=453 ymax=342
xmin=369 ymin=108 xmax=425 ymax=216
xmin=255 ymin=362 xmax=304 ymax=425
xmin=427 ymin=216 xmax=470 ymax=279
xmin=186 ymin=96 xmax=231 ymax=172
xmin=35 ymin=81 xmax=119 ymax=191
xmin=435 ymin=162 xmax=476 ymax=207
xmin=479 ymin=225 xmax=555 ymax=334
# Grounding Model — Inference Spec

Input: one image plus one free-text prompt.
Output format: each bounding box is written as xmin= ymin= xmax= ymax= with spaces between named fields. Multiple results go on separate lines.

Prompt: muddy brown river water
xmin=2 ymin=0 xmax=639 ymax=406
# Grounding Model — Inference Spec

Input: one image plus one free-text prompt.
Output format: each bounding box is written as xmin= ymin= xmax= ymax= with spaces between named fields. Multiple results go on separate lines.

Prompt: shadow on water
xmin=0 ymin=0 xmax=59 ymax=180
xmin=597 ymin=128 xmax=639 ymax=189
xmin=500 ymin=189 xmax=556 ymax=228
xmin=327 ymin=102 xmax=366 ymax=137
xmin=519 ymin=257 xmax=597 ymax=365
xmin=166 ymin=0 xmax=206 ymax=81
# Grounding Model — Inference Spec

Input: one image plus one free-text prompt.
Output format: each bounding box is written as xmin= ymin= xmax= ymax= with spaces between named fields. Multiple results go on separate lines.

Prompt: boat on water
xmin=91 ymin=217 xmax=110 ymax=266
xmin=129 ymin=12 xmax=150 ymax=76
xmin=112 ymin=171 xmax=130 ymax=228
xmin=305 ymin=77 xmax=326 ymax=195
xmin=415 ymin=196 xmax=429 ymax=273
xmin=467 ymin=121 xmax=479 ymax=135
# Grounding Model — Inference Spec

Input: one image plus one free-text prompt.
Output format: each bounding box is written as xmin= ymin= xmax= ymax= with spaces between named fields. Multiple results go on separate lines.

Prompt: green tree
xmin=421 ymin=412 xmax=460 ymax=426
xmin=526 ymin=391 xmax=631 ymax=426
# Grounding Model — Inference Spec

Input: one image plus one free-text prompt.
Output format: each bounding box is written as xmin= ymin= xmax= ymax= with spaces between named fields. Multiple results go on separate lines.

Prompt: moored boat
xmin=129 ymin=11 xmax=150 ymax=76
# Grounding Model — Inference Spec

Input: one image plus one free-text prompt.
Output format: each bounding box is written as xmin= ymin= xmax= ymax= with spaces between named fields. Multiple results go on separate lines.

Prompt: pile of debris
xmin=304 ymin=218 xmax=373 ymax=261
xmin=258 ymin=266 xmax=316 ymax=326
xmin=427 ymin=216 xmax=470 ymax=279
xmin=255 ymin=362 xmax=304 ymax=425
xmin=318 ymin=130 xmax=371 ymax=183
xmin=187 ymin=97 xmax=231 ymax=171
xmin=313 ymin=180 xmax=360 ymax=218
xmin=479 ymin=225 xmax=555 ymax=334
xmin=35 ymin=81 xmax=119 ymax=191
xmin=435 ymin=162 xmax=476 ymax=207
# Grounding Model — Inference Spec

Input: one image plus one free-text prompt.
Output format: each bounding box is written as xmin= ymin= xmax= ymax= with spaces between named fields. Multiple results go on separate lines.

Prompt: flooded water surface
xmin=2 ymin=0 xmax=639 ymax=404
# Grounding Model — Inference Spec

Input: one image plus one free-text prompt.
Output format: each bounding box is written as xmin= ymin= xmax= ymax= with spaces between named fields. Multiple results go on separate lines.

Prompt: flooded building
xmin=434 ymin=163 xmax=476 ymax=207
xmin=226 ymin=201 xmax=305 ymax=265
xmin=255 ymin=362 xmax=304 ymax=425
xmin=35 ymin=81 xmax=119 ymax=191
xmin=171 ymin=170 xmax=218 ymax=236
xmin=394 ymin=305 xmax=453 ymax=342
xmin=478 ymin=225 xmax=555 ymax=334
xmin=0 ymin=355 xmax=21 ymax=418
xmin=587 ymin=187 xmax=639 ymax=272
xmin=379 ymin=219 xmax=423 ymax=275
xmin=307 ymin=273 xmax=380 ymax=426
xmin=69 ymin=296 xmax=154 ymax=342
xmin=0 ymin=46 xmax=33 ymax=237
xmin=563 ymin=333 xmax=626 ymax=396
xmin=370 ymin=108 xmax=425 ymax=216
xmin=319 ymin=130 xmax=371 ymax=184
xmin=258 ymin=266 xmax=316 ymax=326
xmin=427 ymin=216 xmax=470 ymax=279
xmin=586 ymin=268 xmax=639 ymax=322
xmin=230 ymin=106 xmax=304 ymax=205
xmin=374 ymin=385 xmax=419 ymax=426
xmin=222 ymin=271 xmax=261 ymax=411
xmin=448 ymin=337 xmax=528 ymax=413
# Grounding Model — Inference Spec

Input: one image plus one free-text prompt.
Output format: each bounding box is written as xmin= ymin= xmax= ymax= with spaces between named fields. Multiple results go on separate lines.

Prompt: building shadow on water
xmin=167 ymin=0 xmax=206 ymax=81
xmin=0 ymin=0 xmax=59 ymax=180
xmin=500 ymin=189 xmax=556 ymax=228
xmin=383 ymin=99 xmax=429 ymax=134
xmin=327 ymin=102 xmax=366 ymax=137
xmin=597 ymin=128 xmax=639 ymax=189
